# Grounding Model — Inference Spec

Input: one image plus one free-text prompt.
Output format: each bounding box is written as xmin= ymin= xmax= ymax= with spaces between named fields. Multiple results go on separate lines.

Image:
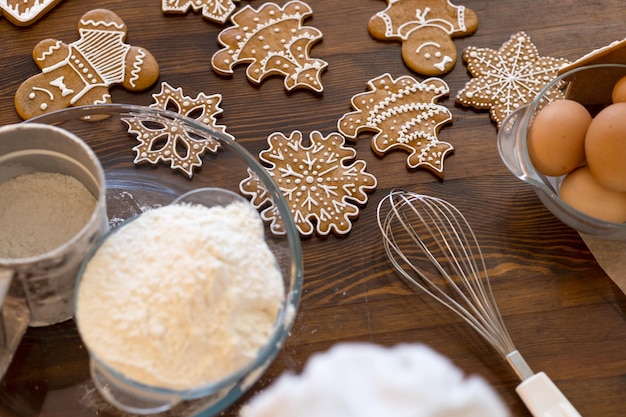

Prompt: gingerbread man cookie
xmin=240 ymin=131 xmax=377 ymax=236
xmin=15 ymin=9 xmax=160 ymax=120
xmin=338 ymin=73 xmax=453 ymax=177
xmin=368 ymin=0 xmax=478 ymax=76
xmin=162 ymin=0 xmax=239 ymax=24
xmin=212 ymin=1 xmax=327 ymax=92
xmin=1 ymin=0 xmax=64 ymax=26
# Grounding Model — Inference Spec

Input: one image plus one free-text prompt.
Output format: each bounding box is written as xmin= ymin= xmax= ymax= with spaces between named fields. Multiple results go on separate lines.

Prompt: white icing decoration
xmin=161 ymin=0 xmax=237 ymax=23
xmin=129 ymin=48 xmax=147 ymax=89
xmin=49 ymin=76 xmax=74 ymax=97
xmin=1 ymin=0 xmax=63 ymax=25
xmin=239 ymin=131 xmax=377 ymax=236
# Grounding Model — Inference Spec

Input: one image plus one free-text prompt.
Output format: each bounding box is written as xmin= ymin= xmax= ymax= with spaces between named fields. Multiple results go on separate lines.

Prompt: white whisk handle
xmin=516 ymin=372 xmax=582 ymax=417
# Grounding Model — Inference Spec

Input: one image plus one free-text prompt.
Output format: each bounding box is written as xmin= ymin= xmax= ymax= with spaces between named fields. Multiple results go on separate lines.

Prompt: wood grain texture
xmin=1 ymin=1 xmax=625 ymax=416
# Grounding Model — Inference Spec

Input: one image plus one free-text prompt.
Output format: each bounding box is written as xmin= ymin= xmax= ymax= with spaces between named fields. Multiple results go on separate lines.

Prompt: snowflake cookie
xmin=338 ymin=73 xmax=453 ymax=177
xmin=456 ymin=31 xmax=570 ymax=128
xmin=211 ymin=1 xmax=328 ymax=92
xmin=161 ymin=0 xmax=240 ymax=24
xmin=239 ymin=131 xmax=377 ymax=236
xmin=1 ymin=0 xmax=64 ymax=26
xmin=368 ymin=0 xmax=479 ymax=76
xmin=122 ymin=82 xmax=234 ymax=178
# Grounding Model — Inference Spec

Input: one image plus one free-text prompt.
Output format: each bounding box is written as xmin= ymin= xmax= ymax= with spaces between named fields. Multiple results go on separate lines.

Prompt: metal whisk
xmin=376 ymin=190 xmax=582 ymax=417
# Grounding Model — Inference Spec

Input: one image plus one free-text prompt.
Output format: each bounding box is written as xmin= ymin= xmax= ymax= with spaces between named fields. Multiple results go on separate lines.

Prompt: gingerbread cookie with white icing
xmin=368 ymin=0 xmax=478 ymax=76
xmin=162 ymin=0 xmax=239 ymax=24
xmin=211 ymin=1 xmax=327 ymax=92
xmin=15 ymin=9 xmax=160 ymax=120
xmin=338 ymin=73 xmax=454 ymax=177
xmin=123 ymin=82 xmax=234 ymax=178
xmin=456 ymin=31 xmax=570 ymax=128
xmin=1 ymin=0 xmax=64 ymax=26
xmin=239 ymin=130 xmax=377 ymax=236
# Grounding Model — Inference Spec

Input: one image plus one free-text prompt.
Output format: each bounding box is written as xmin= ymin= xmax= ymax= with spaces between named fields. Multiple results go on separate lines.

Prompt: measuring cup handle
xmin=0 ymin=268 xmax=11 ymax=349
xmin=0 ymin=267 xmax=13 ymax=309
xmin=516 ymin=372 xmax=583 ymax=417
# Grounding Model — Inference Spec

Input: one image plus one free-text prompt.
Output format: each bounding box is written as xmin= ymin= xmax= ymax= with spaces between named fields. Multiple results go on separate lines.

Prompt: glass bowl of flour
xmin=26 ymin=104 xmax=303 ymax=416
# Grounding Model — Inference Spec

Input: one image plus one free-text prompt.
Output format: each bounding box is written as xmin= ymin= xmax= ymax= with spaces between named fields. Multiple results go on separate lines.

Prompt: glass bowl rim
xmin=25 ymin=103 xmax=304 ymax=399
xmin=519 ymin=62 xmax=626 ymax=231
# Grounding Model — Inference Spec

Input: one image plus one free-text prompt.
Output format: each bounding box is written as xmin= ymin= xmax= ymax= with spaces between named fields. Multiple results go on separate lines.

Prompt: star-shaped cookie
xmin=456 ymin=31 xmax=570 ymax=127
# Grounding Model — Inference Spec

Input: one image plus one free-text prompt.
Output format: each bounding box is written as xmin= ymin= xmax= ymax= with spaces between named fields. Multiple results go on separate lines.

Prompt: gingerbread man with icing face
xmin=369 ymin=0 xmax=478 ymax=76
xmin=15 ymin=9 xmax=159 ymax=120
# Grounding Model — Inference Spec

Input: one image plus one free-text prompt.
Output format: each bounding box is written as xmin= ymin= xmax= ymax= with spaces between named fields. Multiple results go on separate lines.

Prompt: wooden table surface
xmin=1 ymin=0 xmax=626 ymax=416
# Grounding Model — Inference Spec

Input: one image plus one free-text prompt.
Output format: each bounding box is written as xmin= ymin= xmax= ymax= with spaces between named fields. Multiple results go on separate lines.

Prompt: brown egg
xmin=527 ymin=99 xmax=591 ymax=177
xmin=585 ymin=102 xmax=626 ymax=192
xmin=611 ymin=75 xmax=626 ymax=103
xmin=559 ymin=166 xmax=626 ymax=223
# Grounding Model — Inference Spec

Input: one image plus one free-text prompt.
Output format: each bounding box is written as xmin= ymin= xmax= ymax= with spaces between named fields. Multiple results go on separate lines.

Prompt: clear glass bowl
xmin=497 ymin=63 xmax=626 ymax=240
xmin=25 ymin=104 xmax=303 ymax=416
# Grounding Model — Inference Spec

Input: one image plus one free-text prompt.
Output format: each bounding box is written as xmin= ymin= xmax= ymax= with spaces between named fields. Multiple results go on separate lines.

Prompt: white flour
xmin=0 ymin=172 xmax=96 ymax=259
xmin=76 ymin=201 xmax=284 ymax=391
xmin=240 ymin=343 xmax=511 ymax=417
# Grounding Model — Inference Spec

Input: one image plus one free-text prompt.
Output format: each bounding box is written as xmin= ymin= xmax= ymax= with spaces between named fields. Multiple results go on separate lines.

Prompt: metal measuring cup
xmin=0 ymin=123 xmax=108 ymax=379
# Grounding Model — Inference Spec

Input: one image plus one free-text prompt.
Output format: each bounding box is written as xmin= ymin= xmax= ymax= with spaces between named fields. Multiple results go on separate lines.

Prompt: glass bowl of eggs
xmin=498 ymin=63 xmax=626 ymax=240
xmin=23 ymin=103 xmax=304 ymax=416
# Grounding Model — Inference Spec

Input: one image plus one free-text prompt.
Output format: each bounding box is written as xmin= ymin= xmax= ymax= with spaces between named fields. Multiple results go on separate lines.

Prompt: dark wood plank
xmin=0 ymin=1 xmax=625 ymax=416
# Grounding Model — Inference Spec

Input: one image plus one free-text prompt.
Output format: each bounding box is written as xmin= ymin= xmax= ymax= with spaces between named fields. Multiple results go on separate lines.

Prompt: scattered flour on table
xmin=76 ymin=201 xmax=284 ymax=391
xmin=0 ymin=172 xmax=96 ymax=259
xmin=240 ymin=343 xmax=511 ymax=417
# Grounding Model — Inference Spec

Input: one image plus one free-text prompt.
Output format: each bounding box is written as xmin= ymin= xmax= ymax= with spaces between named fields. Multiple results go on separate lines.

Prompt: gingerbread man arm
xmin=122 ymin=46 xmax=160 ymax=91
xmin=32 ymin=39 xmax=70 ymax=70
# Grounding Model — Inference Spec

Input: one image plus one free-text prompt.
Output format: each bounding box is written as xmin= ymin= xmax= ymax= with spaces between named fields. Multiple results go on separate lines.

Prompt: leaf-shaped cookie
xmin=338 ymin=73 xmax=453 ymax=176
xmin=211 ymin=0 xmax=327 ymax=92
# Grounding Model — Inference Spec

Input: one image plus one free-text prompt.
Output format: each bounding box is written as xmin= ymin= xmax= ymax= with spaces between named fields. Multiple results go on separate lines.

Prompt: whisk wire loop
xmin=377 ymin=190 xmax=516 ymax=359
xmin=378 ymin=191 xmax=585 ymax=416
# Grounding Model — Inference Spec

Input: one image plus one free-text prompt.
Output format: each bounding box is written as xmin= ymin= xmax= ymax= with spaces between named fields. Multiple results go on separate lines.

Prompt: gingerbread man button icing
xmin=1 ymin=0 xmax=64 ymax=26
xmin=15 ymin=9 xmax=160 ymax=120
xmin=368 ymin=0 xmax=478 ymax=76
xmin=212 ymin=1 xmax=328 ymax=92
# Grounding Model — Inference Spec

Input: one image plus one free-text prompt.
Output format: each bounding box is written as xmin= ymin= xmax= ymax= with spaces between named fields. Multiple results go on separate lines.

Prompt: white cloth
xmin=240 ymin=343 xmax=510 ymax=417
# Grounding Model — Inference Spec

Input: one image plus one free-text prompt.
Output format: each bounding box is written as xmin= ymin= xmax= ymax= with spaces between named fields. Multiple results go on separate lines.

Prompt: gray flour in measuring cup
xmin=76 ymin=201 xmax=284 ymax=391
xmin=0 ymin=172 xmax=96 ymax=259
